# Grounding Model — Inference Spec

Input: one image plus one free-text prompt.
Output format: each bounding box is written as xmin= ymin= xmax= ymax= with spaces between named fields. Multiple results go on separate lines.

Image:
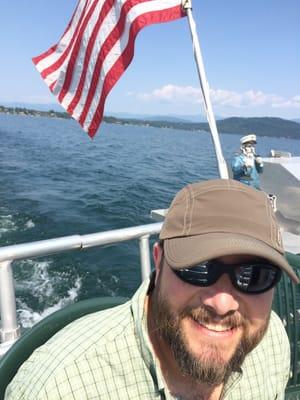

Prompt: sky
xmin=0 ymin=0 xmax=299 ymax=120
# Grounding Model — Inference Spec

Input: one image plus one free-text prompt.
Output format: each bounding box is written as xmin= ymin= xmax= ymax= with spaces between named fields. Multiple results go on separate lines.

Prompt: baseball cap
xmin=160 ymin=179 xmax=299 ymax=284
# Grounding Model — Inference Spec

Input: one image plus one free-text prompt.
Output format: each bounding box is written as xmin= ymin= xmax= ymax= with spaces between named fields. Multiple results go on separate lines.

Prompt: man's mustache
xmin=181 ymin=305 xmax=245 ymax=330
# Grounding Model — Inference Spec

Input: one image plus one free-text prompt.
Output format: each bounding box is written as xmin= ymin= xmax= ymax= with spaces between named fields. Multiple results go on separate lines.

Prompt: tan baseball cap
xmin=160 ymin=179 xmax=299 ymax=284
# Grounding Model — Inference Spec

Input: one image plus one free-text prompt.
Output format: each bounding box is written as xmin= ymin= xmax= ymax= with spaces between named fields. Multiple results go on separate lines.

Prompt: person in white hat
xmin=231 ymin=134 xmax=264 ymax=189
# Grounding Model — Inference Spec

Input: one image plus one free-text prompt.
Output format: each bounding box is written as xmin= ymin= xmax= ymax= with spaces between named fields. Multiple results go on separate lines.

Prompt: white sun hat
xmin=240 ymin=134 xmax=257 ymax=145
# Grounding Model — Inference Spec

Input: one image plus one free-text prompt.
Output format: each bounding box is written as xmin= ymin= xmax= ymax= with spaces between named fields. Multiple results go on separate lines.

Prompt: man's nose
xmin=200 ymin=274 xmax=240 ymax=316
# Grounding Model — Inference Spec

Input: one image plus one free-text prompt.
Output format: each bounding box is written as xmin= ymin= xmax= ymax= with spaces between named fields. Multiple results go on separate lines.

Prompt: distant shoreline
xmin=1 ymin=105 xmax=299 ymax=140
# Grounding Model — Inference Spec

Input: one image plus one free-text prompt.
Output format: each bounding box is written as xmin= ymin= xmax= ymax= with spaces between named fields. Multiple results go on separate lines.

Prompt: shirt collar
xmin=131 ymin=278 xmax=167 ymax=393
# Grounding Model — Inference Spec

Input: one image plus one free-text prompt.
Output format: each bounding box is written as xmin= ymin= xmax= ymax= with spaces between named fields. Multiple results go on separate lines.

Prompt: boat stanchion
xmin=139 ymin=235 xmax=152 ymax=281
xmin=182 ymin=0 xmax=229 ymax=179
xmin=0 ymin=260 xmax=20 ymax=348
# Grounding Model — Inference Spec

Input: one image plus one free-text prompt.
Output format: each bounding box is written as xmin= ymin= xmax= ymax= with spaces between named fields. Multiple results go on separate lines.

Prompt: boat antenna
xmin=182 ymin=0 xmax=229 ymax=179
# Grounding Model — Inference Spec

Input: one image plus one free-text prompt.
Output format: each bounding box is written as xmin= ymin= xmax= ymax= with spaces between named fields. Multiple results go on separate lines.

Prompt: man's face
xmin=150 ymin=245 xmax=274 ymax=385
xmin=244 ymin=143 xmax=255 ymax=154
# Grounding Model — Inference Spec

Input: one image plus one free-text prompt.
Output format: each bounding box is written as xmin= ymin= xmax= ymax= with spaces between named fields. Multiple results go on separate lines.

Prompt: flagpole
xmin=182 ymin=0 xmax=229 ymax=179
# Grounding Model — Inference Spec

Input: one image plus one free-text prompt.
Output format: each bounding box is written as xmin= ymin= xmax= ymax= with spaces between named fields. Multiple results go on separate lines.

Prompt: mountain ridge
xmin=0 ymin=105 xmax=299 ymax=140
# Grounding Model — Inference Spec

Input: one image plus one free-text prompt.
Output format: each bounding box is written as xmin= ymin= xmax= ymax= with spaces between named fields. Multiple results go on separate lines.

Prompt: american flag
xmin=33 ymin=0 xmax=186 ymax=138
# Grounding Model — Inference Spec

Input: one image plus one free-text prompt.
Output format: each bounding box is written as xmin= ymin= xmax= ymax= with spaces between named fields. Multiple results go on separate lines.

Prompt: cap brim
xmin=164 ymin=233 xmax=300 ymax=284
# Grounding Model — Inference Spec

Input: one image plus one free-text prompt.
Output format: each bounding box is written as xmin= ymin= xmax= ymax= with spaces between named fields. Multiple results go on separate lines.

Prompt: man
xmin=231 ymin=134 xmax=264 ymax=189
xmin=6 ymin=179 xmax=299 ymax=399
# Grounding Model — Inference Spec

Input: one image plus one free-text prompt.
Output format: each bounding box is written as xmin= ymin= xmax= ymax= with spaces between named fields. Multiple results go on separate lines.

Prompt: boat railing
xmin=0 ymin=222 xmax=162 ymax=356
xmin=270 ymin=149 xmax=292 ymax=158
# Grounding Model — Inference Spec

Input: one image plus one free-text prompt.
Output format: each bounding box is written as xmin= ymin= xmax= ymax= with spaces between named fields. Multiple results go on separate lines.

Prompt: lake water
xmin=0 ymin=114 xmax=299 ymax=328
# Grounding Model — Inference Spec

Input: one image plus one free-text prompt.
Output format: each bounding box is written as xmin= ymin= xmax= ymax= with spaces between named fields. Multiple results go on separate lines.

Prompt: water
xmin=0 ymin=114 xmax=299 ymax=328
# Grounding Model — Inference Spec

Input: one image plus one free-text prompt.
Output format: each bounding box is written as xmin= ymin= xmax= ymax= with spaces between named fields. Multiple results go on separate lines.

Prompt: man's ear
xmin=153 ymin=242 xmax=163 ymax=276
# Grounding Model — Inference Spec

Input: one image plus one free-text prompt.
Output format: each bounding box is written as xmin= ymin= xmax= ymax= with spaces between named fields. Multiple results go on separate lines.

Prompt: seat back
xmin=273 ymin=252 xmax=300 ymax=397
xmin=0 ymin=297 xmax=127 ymax=400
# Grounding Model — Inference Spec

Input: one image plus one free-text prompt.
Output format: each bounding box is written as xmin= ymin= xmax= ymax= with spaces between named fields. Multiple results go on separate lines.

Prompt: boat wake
xmin=16 ymin=277 xmax=82 ymax=329
xmin=0 ymin=212 xmax=17 ymax=238
xmin=14 ymin=259 xmax=82 ymax=329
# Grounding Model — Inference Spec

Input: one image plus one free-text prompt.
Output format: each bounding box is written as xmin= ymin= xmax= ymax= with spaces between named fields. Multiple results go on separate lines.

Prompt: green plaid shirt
xmin=6 ymin=279 xmax=290 ymax=399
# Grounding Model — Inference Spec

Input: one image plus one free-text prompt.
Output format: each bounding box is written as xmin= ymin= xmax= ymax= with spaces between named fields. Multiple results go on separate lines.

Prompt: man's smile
xmin=189 ymin=316 xmax=238 ymax=338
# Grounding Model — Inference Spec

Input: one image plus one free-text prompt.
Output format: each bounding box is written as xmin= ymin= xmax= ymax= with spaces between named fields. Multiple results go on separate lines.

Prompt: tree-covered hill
xmin=111 ymin=116 xmax=300 ymax=140
xmin=1 ymin=105 xmax=299 ymax=140
xmin=216 ymin=117 xmax=300 ymax=139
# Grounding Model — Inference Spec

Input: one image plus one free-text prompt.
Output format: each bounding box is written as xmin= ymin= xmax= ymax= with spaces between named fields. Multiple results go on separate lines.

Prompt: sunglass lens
xmin=174 ymin=263 xmax=219 ymax=286
xmin=234 ymin=265 xmax=281 ymax=293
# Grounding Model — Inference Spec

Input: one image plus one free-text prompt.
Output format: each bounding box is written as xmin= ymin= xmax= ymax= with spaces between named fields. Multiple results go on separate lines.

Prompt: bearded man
xmin=5 ymin=179 xmax=299 ymax=400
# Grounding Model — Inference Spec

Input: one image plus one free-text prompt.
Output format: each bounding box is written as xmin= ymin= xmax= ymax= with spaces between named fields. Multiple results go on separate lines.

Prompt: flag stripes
xmin=33 ymin=0 xmax=185 ymax=137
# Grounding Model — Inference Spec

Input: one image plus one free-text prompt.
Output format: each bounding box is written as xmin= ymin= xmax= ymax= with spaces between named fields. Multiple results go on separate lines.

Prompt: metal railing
xmin=0 ymin=222 xmax=162 ymax=355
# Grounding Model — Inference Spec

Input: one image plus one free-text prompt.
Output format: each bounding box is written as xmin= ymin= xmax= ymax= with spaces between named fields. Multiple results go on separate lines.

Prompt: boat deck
xmin=261 ymin=157 xmax=300 ymax=226
xmin=260 ymin=156 xmax=300 ymax=254
xmin=152 ymin=156 xmax=300 ymax=254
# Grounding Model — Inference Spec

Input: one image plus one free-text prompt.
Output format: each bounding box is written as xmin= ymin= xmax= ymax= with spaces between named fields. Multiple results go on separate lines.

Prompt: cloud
xmin=138 ymin=84 xmax=202 ymax=104
xmin=271 ymin=95 xmax=300 ymax=109
xmin=213 ymin=89 xmax=283 ymax=108
xmin=136 ymin=84 xmax=300 ymax=110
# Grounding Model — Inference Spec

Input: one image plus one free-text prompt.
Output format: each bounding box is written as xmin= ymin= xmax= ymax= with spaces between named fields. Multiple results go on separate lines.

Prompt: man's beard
xmin=150 ymin=288 xmax=270 ymax=386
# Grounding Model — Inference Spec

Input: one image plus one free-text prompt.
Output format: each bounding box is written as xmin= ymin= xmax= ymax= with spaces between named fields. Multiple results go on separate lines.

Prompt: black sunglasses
xmin=172 ymin=260 xmax=282 ymax=294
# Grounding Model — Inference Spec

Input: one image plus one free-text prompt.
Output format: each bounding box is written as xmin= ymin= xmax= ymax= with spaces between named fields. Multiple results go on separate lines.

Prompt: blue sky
xmin=0 ymin=1 xmax=299 ymax=119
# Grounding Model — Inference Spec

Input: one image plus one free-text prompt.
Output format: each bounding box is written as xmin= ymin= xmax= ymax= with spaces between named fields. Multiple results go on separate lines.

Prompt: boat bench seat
xmin=274 ymin=252 xmax=300 ymax=397
xmin=0 ymin=296 xmax=128 ymax=400
xmin=0 ymin=253 xmax=300 ymax=399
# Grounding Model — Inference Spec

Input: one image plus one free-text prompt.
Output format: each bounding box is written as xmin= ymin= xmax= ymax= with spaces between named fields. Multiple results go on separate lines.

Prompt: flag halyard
xmin=33 ymin=0 xmax=186 ymax=138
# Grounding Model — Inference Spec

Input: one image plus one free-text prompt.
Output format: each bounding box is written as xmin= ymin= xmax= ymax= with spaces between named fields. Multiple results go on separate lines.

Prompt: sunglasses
xmin=172 ymin=260 xmax=282 ymax=294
